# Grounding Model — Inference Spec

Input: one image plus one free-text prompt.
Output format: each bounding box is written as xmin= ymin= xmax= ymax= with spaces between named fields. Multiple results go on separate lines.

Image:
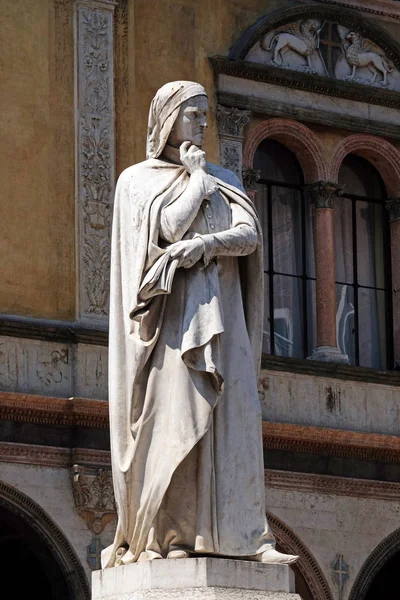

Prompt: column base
xmin=92 ymin=557 xmax=302 ymax=600
xmin=307 ymin=346 xmax=350 ymax=364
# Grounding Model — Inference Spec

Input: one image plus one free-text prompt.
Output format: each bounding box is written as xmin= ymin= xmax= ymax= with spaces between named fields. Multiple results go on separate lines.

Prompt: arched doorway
xmin=0 ymin=481 xmax=89 ymax=600
xmin=349 ymin=527 xmax=400 ymax=600
xmin=0 ymin=504 xmax=71 ymax=599
xmin=364 ymin=550 xmax=400 ymax=598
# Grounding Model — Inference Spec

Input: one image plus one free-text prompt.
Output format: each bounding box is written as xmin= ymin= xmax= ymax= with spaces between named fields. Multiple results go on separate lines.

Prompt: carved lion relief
xmin=246 ymin=19 xmax=400 ymax=90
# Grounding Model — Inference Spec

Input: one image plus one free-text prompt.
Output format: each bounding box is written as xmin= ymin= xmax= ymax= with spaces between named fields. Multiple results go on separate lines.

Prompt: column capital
xmin=242 ymin=166 xmax=261 ymax=190
xmin=303 ymin=181 xmax=343 ymax=209
xmin=216 ymin=105 xmax=251 ymax=138
xmin=386 ymin=198 xmax=400 ymax=222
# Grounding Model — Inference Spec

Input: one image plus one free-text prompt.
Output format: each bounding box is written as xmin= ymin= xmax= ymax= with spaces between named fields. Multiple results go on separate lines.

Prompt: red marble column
xmin=305 ymin=182 xmax=349 ymax=363
xmin=315 ymin=205 xmax=337 ymax=348
xmin=387 ymin=198 xmax=400 ymax=367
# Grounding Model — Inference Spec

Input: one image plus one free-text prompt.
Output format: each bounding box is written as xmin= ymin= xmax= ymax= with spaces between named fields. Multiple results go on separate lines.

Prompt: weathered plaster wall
xmin=0 ymin=0 xmax=75 ymax=320
xmin=259 ymin=368 xmax=400 ymax=435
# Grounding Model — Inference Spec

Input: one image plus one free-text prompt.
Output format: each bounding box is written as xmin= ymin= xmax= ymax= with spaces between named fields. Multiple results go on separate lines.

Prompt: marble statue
xmin=102 ymin=81 xmax=298 ymax=568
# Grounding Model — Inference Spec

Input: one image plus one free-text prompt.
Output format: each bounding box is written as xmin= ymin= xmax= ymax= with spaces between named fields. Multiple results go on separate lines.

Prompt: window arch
xmin=254 ymin=139 xmax=316 ymax=358
xmin=335 ymin=154 xmax=393 ymax=369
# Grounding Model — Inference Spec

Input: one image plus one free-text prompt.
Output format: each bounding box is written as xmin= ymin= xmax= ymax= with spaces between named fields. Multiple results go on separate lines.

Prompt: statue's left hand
xmin=168 ymin=238 xmax=205 ymax=269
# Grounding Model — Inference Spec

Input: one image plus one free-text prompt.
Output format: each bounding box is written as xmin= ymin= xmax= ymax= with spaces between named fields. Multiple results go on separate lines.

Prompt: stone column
xmin=386 ymin=197 xmax=400 ymax=367
xmin=216 ymin=106 xmax=251 ymax=181
xmin=304 ymin=182 xmax=349 ymax=364
xmin=74 ymin=0 xmax=116 ymax=323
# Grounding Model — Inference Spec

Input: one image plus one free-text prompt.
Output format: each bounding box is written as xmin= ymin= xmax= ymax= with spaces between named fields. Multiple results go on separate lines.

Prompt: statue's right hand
xmin=180 ymin=141 xmax=207 ymax=174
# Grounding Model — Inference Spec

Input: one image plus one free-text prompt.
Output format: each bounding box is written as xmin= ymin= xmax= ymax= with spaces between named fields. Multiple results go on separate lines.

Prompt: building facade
xmin=1 ymin=0 xmax=400 ymax=598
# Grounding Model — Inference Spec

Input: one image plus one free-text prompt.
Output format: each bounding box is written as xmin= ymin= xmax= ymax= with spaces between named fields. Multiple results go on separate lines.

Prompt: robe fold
xmin=102 ymin=158 xmax=274 ymax=568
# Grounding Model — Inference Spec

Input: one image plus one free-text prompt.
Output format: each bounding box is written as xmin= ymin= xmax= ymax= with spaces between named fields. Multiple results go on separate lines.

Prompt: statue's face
xmin=168 ymin=95 xmax=208 ymax=149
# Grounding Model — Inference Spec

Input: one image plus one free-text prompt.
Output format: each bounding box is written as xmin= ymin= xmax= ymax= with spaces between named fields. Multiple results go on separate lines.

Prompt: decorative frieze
xmin=303 ymin=181 xmax=343 ymax=209
xmin=71 ymin=464 xmax=116 ymax=534
xmin=386 ymin=197 xmax=400 ymax=222
xmin=75 ymin=0 xmax=116 ymax=321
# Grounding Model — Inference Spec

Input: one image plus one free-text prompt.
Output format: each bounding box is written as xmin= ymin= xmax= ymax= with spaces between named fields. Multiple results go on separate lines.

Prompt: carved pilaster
xmin=303 ymin=181 xmax=343 ymax=209
xmin=71 ymin=464 xmax=116 ymax=534
xmin=386 ymin=198 xmax=400 ymax=222
xmin=74 ymin=0 xmax=116 ymax=321
xmin=242 ymin=166 xmax=261 ymax=190
xmin=217 ymin=105 xmax=251 ymax=179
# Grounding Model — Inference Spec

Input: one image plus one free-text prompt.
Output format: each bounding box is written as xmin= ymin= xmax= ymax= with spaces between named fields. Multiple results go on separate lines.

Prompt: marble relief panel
xmin=245 ymin=19 xmax=400 ymax=91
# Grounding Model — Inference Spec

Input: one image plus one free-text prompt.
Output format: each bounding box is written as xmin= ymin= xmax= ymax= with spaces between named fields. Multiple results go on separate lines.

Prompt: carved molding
xmin=262 ymin=420 xmax=400 ymax=464
xmin=303 ymin=181 xmax=343 ymax=209
xmin=330 ymin=134 xmax=400 ymax=197
xmin=0 ymin=391 xmax=109 ymax=428
xmin=210 ymin=56 xmax=400 ymax=111
xmin=296 ymin=0 xmax=400 ymax=22
xmin=71 ymin=464 xmax=116 ymax=534
xmin=216 ymin=105 xmax=251 ymax=138
xmin=242 ymin=166 xmax=261 ymax=190
xmin=0 ymin=442 xmax=111 ymax=468
xmin=75 ymin=0 xmax=115 ymax=320
xmin=265 ymin=469 xmax=400 ymax=502
xmin=0 ymin=314 xmax=108 ymax=345
xmin=243 ymin=118 xmax=329 ymax=183
xmin=349 ymin=526 xmax=400 ymax=600
xmin=386 ymin=197 xmax=400 ymax=222
xmin=0 ymin=480 xmax=90 ymax=600
xmin=267 ymin=511 xmax=334 ymax=600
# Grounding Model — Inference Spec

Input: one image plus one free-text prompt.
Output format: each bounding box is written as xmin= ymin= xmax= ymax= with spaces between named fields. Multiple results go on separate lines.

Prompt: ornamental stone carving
xmin=217 ymin=106 xmax=251 ymax=181
xmin=242 ymin=166 xmax=261 ymax=190
xmin=75 ymin=0 xmax=116 ymax=320
xmin=245 ymin=17 xmax=400 ymax=91
xmin=260 ymin=20 xmax=325 ymax=75
xmin=71 ymin=464 xmax=116 ymax=534
xmin=303 ymin=181 xmax=343 ymax=209
xmin=216 ymin=106 xmax=251 ymax=138
xmin=386 ymin=198 xmax=400 ymax=222
xmin=220 ymin=140 xmax=242 ymax=177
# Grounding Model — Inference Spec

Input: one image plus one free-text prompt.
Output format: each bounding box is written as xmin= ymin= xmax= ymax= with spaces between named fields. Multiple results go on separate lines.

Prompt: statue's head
xmin=146 ymin=81 xmax=208 ymax=159
xmin=167 ymin=95 xmax=208 ymax=150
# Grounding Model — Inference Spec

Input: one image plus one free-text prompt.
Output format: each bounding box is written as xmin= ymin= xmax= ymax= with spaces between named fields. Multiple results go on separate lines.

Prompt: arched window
xmin=335 ymin=154 xmax=392 ymax=369
xmin=254 ymin=139 xmax=316 ymax=358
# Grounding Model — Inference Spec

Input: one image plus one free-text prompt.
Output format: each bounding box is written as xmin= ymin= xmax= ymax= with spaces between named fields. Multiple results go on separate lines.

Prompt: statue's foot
xmin=258 ymin=549 xmax=299 ymax=565
xmin=167 ymin=549 xmax=190 ymax=559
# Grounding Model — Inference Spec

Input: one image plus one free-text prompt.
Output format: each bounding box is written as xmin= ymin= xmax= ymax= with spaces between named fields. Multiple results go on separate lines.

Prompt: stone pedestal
xmin=92 ymin=557 xmax=301 ymax=600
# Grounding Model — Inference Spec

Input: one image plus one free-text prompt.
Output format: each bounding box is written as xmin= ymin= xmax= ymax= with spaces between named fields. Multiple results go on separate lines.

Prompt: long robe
xmin=102 ymin=159 xmax=275 ymax=567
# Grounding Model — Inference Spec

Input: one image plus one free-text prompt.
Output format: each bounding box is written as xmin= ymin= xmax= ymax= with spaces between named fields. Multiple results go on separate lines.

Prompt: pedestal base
xmin=308 ymin=346 xmax=350 ymax=364
xmin=92 ymin=558 xmax=301 ymax=600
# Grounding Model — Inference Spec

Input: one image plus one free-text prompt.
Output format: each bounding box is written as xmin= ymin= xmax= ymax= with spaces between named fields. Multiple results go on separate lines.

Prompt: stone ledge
xmin=92 ymin=590 xmax=298 ymax=600
xmin=92 ymin=558 xmax=298 ymax=599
